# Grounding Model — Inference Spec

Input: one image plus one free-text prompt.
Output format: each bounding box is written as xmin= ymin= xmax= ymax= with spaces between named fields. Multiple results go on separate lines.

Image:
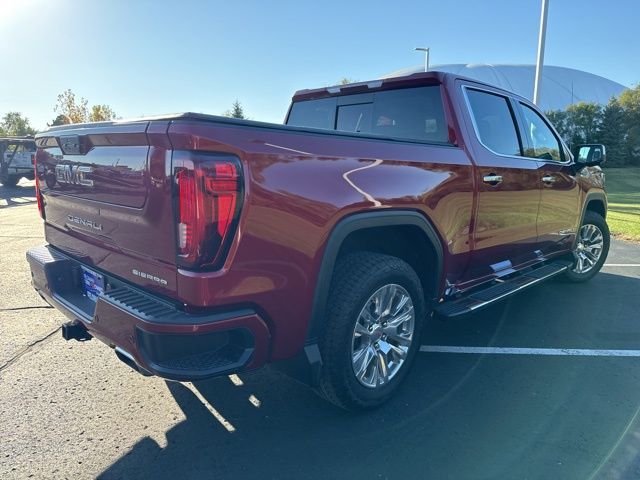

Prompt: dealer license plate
xmin=81 ymin=267 xmax=104 ymax=302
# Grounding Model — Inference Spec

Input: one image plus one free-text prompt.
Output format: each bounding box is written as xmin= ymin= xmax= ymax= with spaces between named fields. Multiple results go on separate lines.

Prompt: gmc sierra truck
xmin=27 ymin=72 xmax=609 ymax=410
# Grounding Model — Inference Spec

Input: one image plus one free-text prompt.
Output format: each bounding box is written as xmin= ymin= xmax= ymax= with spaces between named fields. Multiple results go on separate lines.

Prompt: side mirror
xmin=574 ymin=144 xmax=606 ymax=167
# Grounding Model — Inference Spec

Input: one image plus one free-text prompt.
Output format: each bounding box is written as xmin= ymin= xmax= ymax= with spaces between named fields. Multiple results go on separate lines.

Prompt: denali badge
xmin=67 ymin=214 xmax=103 ymax=231
xmin=132 ymin=269 xmax=168 ymax=286
xmin=55 ymin=164 xmax=94 ymax=186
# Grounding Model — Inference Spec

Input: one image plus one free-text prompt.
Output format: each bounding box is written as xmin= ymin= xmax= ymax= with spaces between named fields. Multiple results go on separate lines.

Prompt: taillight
xmin=174 ymin=153 xmax=242 ymax=269
xmin=33 ymin=151 xmax=44 ymax=219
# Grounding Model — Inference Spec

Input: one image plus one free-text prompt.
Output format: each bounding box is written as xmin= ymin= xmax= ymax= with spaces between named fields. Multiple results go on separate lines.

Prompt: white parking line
xmin=420 ymin=345 xmax=640 ymax=357
xmin=604 ymin=264 xmax=640 ymax=267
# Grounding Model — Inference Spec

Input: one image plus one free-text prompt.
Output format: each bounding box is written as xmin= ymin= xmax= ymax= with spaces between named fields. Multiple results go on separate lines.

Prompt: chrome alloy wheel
xmin=572 ymin=224 xmax=605 ymax=274
xmin=351 ymin=284 xmax=415 ymax=389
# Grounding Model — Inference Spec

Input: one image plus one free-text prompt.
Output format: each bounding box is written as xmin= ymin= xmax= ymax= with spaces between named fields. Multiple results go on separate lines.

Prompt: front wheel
xmin=564 ymin=211 xmax=610 ymax=282
xmin=317 ymin=252 xmax=426 ymax=410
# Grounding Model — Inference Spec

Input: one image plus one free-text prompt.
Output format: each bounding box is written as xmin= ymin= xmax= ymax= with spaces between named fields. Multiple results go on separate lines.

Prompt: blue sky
xmin=1 ymin=0 xmax=638 ymax=130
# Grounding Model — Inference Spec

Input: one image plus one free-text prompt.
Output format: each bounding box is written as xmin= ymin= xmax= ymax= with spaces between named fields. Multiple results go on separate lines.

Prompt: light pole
xmin=415 ymin=47 xmax=430 ymax=72
xmin=533 ymin=0 xmax=549 ymax=105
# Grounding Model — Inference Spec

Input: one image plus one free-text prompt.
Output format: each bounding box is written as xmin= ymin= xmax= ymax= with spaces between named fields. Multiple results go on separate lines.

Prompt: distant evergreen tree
xmin=565 ymin=102 xmax=602 ymax=147
xmin=543 ymin=84 xmax=640 ymax=167
xmin=596 ymin=98 xmax=627 ymax=166
xmin=223 ymin=100 xmax=246 ymax=119
xmin=545 ymin=109 xmax=570 ymax=143
xmin=619 ymin=84 xmax=640 ymax=165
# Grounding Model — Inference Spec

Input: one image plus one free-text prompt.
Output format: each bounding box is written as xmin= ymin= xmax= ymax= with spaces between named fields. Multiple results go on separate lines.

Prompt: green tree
xmin=596 ymin=98 xmax=627 ymax=166
xmin=53 ymin=90 xmax=118 ymax=124
xmin=89 ymin=104 xmax=117 ymax=122
xmin=54 ymin=89 xmax=89 ymax=123
xmin=565 ymin=102 xmax=602 ymax=147
xmin=49 ymin=114 xmax=71 ymax=127
xmin=619 ymin=83 xmax=640 ymax=165
xmin=545 ymin=109 xmax=570 ymax=142
xmin=0 ymin=112 xmax=36 ymax=136
xmin=339 ymin=78 xmax=357 ymax=85
xmin=223 ymin=100 xmax=246 ymax=119
xmin=545 ymin=85 xmax=640 ymax=166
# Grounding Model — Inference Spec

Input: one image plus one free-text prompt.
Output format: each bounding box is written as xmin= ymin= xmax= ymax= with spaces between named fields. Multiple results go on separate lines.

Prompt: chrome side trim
xmin=466 ymin=265 xmax=567 ymax=313
xmin=435 ymin=262 xmax=570 ymax=318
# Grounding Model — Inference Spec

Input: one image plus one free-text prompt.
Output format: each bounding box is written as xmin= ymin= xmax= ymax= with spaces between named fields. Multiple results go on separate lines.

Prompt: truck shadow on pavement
xmin=98 ymin=272 xmax=640 ymax=480
xmin=0 ymin=183 xmax=36 ymax=208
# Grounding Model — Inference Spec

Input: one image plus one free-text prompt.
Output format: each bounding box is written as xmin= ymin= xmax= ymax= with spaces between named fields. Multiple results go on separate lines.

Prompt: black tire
xmin=317 ymin=252 xmax=426 ymax=410
xmin=0 ymin=173 xmax=19 ymax=187
xmin=564 ymin=211 xmax=610 ymax=283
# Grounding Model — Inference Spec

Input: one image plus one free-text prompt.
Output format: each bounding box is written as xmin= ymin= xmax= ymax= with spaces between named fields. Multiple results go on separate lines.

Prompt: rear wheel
xmin=564 ymin=211 xmax=609 ymax=282
xmin=317 ymin=252 xmax=426 ymax=410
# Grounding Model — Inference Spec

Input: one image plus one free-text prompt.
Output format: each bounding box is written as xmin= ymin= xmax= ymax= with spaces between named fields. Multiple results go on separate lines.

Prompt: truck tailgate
xmin=35 ymin=121 xmax=179 ymax=298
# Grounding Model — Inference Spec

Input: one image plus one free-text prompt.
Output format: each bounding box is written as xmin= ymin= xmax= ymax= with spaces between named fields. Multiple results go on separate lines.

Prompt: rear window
xmin=287 ymin=97 xmax=337 ymax=130
xmin=287 ymin=86 xmax=448 ymax=143
xmin=6 ymin=143 xmax=36 ymax=154
xmin=336 ymin=103 xmax=373 ymax=133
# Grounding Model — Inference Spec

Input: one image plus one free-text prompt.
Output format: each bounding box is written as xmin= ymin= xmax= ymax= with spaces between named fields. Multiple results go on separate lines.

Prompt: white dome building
xmin=382 ymin=64 xmax=628 ymax=112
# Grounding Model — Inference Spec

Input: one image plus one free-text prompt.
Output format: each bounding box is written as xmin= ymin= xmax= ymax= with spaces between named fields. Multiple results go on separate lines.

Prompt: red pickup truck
xmin=27 ymin=72 xmax=609 ymax=410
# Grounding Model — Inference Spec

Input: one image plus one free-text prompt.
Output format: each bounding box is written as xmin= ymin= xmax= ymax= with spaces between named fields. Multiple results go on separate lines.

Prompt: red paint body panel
xmin=167 ymin=120 xmax=474 ymax=358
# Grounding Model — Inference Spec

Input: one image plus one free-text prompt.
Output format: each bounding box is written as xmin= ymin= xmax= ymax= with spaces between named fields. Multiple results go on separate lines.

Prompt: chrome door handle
xmin=542 ymin=175 xmax=556 ymax=183
xmin=483 ymin=174 xmax=503 ymax=185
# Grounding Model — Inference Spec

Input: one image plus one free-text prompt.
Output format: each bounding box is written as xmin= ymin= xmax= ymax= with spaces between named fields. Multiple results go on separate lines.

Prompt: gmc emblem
xmin=55 ymin=164 xmax=94 ymax=187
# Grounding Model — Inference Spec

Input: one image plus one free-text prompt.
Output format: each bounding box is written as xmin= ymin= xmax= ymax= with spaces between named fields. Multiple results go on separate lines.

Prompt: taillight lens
xmin=174 ymin=153 xmax=242 ymax=269
xmin=33 ymin=151 xmax=44 ymax=219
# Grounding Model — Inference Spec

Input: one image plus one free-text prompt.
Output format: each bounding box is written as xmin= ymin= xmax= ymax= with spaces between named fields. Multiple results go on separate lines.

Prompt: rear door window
xmin=466 ymin=88 xmax=522 ymax=157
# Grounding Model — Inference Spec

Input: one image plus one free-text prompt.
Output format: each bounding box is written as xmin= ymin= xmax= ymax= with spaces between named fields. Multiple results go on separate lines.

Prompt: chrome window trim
xmin=461 ymin=85 xmax=533 ymax=162
xmin=462 ymin=84 xmax=571 ymax=166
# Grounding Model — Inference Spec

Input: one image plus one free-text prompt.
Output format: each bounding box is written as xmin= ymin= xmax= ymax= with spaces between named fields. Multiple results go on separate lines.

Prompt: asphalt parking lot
xmin=2 ymin=180 xmax=640 ymax=480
